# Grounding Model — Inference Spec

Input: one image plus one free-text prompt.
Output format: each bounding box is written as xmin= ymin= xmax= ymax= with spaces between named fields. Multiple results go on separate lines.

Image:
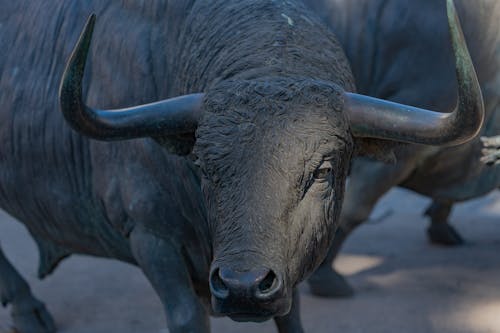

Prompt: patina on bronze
xmin=481 ymin=136 xmax=500 ymax=165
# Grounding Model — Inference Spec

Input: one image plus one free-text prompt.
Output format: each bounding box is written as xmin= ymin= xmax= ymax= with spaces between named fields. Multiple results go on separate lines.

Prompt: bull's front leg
xmin=129 ymin=226 xmax=210 ymax=333
xmin=424 ymin=200 xmax=464 ymax=245
xmin=0 ymin=243 xmax=56 ymax=333
xmin=274 ymin=289 xmax=304 ymax=333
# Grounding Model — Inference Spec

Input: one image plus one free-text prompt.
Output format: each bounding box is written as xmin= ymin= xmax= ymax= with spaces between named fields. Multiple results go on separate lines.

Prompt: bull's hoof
xmin=308 ymin=268 xmax=354 ymax=298
xmin=427 ymin=223 xmax=464 ymax=246
xmin=11 ymin=298 xmax=56 ymax=333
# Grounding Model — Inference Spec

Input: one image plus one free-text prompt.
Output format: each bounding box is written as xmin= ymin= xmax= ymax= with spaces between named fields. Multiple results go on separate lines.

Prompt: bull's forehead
xmin=194 ymin=78 xmax=352 ymax=206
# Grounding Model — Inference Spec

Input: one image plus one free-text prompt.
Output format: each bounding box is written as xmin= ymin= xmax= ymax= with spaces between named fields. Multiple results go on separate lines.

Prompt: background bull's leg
xmin=274 ymin=289 xmax=304 ymax=333
xmin=308 ymin=154 xmax=417 ymax=298
xmin=0 ymin=243 xmax=56 ymax=333
xmin=424 ymin=200 xmax=464 ymax=245
xmin=129 ymin=226 xmax=210 ymax=333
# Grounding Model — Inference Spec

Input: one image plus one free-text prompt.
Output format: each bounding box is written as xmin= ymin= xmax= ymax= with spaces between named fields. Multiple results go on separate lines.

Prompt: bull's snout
xmin=210 ymin=267 xmax=282 ymax=300
xmin=209 ymin=266 xmax=287 ymax=321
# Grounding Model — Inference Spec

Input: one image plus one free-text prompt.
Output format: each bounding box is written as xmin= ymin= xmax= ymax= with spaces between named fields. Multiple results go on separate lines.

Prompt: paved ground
xmin=1 ymin=188 xmax=499 ymax=333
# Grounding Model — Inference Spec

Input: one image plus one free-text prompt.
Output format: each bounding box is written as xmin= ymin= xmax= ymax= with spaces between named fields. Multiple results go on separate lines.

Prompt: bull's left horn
xmin=345 ymin=0 xmax=484 ymax=146
xmin=59 ymin=14 xmax=204 ymax=141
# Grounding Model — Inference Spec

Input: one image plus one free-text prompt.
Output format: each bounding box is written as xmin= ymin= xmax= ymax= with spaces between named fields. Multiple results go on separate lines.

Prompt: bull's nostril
xmin=257 ymin=270 xmax=279 ymax=296
xmin=210 ymin=268 xmax=229 ymax=299
xmin=259 ymin=270 xmax=276 ymax=292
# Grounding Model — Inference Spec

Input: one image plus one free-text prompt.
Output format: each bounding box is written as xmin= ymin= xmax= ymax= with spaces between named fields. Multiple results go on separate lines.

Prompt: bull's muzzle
xmin=209 ymin=266 xmax=289 ymax=321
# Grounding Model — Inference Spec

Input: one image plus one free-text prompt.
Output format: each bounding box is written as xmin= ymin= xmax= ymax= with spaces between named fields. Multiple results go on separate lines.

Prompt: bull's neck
xmin=170 ymin=0 xmax=355 ymax=94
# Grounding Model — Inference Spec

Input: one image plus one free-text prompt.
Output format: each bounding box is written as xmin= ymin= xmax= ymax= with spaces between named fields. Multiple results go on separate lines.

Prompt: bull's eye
xmin=313 ymin=160 xmax=333 ymax=181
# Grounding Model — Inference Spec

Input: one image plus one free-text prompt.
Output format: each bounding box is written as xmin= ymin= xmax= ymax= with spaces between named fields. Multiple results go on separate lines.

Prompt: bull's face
xmin=193 ymin=79 xmax=353 ymax=320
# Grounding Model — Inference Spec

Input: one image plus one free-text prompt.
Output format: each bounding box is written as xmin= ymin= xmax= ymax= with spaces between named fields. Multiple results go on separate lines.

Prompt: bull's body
xmin=1 ymin=2 xmax=207 ymax=332
xmin=0 ymin=1 xmax=355 ymax=332
xmin=304 ymin=0 xmax=500 ymax=297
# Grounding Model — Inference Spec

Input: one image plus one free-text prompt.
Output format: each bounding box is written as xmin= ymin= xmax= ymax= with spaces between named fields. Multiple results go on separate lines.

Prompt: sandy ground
xmin=0 ymin=188 xmax=499 ymax=333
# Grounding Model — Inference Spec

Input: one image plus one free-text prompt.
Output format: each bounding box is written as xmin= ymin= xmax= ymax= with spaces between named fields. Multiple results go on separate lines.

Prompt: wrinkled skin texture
xmin=0 ymin=0 xmax=358 ymax=332
xmin=304 ymin=0 xmax=500 ymax=297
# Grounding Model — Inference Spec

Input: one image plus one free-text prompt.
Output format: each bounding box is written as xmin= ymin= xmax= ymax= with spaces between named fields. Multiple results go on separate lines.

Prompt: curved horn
xmin=345 ymin=0 xmax=484 ymax=146
xmin=59 ymin=14 xmax=204 ymax=140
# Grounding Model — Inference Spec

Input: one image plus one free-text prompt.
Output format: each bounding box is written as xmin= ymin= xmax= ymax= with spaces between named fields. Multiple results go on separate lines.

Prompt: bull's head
xmin=59 ymin=0 xmax=483 ymax=321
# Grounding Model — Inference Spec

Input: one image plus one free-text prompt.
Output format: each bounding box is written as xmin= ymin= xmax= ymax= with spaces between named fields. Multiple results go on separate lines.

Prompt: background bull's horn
xmin=59 ymin=14 xmax=204 ymax=141
xmin=345 ymin=0 xmax=484 ymax=146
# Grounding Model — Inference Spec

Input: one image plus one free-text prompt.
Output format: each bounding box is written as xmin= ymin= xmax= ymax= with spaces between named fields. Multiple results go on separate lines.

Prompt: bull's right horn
xmin=59 ymin=14 xmax=205 ymax=141
xmin=345 ymin=0 xmax=484 ymax=146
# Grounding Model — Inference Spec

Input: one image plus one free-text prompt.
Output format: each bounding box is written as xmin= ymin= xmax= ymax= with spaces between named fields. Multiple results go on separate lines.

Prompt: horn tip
xmin=446 ymin=0 xmax=460 ymax=34
xmin=87 ymin=13 xmax=97 ymax=28
xmin=84 ymin=14 xmax=97 ymax=38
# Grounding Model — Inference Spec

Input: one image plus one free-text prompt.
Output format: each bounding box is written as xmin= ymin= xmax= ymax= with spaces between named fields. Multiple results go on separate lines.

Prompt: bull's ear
xmin=354 ymin=138 xmax=397 ymax=164
xmin=153 ymin=134 xmax=197 ymax=156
